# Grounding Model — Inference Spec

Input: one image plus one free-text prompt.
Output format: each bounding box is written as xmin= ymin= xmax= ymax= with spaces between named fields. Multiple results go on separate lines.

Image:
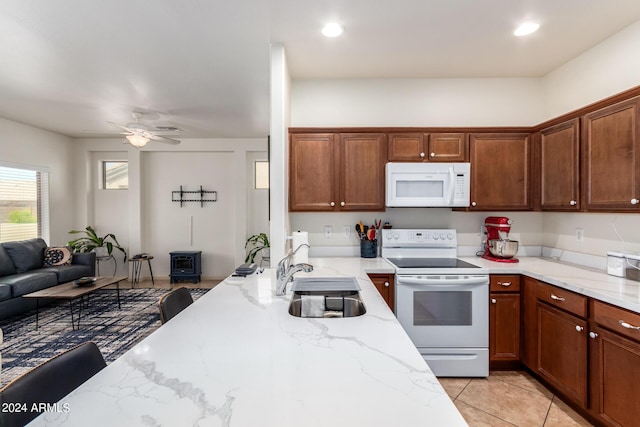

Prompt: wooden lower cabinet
xmin=489 ymin=275 xmax=521 ymax=367
xmin=367 ymin=273 xmax=394 ymax=313
xmin=536 ymin=301 xmax=588 ymax=407
xmin=589 ymin=325 xmax=640 ymax=427
xmin=589 ymin=300 xmax=640 ymax=426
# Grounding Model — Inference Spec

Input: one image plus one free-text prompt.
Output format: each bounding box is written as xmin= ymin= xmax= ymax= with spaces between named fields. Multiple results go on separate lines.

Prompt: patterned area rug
xmin=0 ymin=288 xmax=208 ymax=387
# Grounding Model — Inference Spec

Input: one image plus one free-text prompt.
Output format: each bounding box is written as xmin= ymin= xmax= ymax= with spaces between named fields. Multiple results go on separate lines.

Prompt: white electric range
xmin=381 ymin=229 xmax=489 ymax=377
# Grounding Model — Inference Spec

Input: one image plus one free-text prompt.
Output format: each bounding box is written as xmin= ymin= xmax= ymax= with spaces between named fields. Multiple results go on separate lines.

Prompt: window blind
xmin=0 ymin=165 xmax=50 ymax=244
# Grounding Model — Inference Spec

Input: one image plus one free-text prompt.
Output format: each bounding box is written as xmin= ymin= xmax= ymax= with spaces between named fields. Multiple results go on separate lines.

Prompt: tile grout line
xmin=453 ymin=396 xmax=520 ymax=427
xmin=541 ymin=395 xmax=555 ymax=426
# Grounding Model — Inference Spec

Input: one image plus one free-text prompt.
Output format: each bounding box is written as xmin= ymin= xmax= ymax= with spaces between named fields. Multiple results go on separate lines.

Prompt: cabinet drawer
xmin=593 ymin=300 xmax=640 ymax=342
xmin=490 ymin=275 xmax=520 ymax=292
xmin=536 ymin=282 xmax=587 ymax=318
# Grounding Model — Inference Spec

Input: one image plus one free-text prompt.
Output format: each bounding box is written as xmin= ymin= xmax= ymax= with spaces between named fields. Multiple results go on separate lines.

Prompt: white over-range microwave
xmin=385 ymin=162 xmax=471 ymax=207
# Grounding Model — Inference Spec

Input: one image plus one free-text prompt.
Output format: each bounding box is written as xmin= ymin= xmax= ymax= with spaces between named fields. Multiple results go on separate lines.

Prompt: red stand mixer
xmin=481 ymin=216 xmax=519 ymax=263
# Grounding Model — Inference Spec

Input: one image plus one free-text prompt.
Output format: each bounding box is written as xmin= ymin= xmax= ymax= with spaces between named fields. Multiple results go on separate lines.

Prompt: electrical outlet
xmin=324 ymin=226 xmax=333 ymax=238
xmin=576 ymin=228 xmax=584 ymax=242
xmin=343 ymin=225 xmax=351 ymax=237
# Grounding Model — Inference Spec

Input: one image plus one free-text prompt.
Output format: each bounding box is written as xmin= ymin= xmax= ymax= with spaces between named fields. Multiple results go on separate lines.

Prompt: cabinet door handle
xmin=589 ymin=332 xmax=598 ymax=339
xmin=384 ymin=282 xmax=390 ymax=288
xmin=330 ymin=201 xmax=335 ymax=207
xmin=430 ymin=152 xmax=436 ymax=157
xmin=550 ymin=294 xmax=565 ymax=302
xmin=420 ymin=152 xmax=425 ymax=158
xmin=631 ymin=198 xmax=639 ymax=205
xmin=498 ymin=281 xmax=512 ymax=287
xmin=576 ymin=325 xmax=584 ymax=332
xmin=569 ymin=200 xmax=577 ymax=206
xmin=471 ymin=202 xmax=477 ymax=207
xmin=619 ymin=320 xmax=640 ymax=330
xmin=491 ymin=298 xmax=497 ymax=304
xmin=340 ymin=201 xmax=346 ymax=207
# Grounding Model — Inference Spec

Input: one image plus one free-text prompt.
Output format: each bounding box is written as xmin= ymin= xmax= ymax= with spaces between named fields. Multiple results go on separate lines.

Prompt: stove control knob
xmin=433 ymin=234 xmax=440 ymax=240
xmin=447 ymin=232 xmax=454 ymax=240
xmin=392 ymin=232 xmax=400 ymax=240
xmin=385 ymin=232 xmax=392 ymax=239
xmin=440 ymin=232 xmax=446 ymax=239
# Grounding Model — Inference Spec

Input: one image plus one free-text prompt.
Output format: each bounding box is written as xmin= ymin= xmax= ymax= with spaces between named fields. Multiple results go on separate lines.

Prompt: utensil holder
xmin=360 ymin=239 xmax=377 ymax=258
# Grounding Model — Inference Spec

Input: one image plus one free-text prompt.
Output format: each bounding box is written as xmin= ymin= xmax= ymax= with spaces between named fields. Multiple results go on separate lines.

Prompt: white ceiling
xmin=2 ymin=0 xmax=640 ymax=139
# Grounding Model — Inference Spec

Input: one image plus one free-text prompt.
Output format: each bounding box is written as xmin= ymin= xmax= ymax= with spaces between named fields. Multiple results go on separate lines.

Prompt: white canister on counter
xmin=607 ymin=251 xmax=625 ymax=277
xmin=291 ymin=231 xmax=309 ymax=265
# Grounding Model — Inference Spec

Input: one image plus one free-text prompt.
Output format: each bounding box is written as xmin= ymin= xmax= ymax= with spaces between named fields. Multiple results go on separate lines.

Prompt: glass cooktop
xmin=385 ymin=257 xmax=481 ymax=269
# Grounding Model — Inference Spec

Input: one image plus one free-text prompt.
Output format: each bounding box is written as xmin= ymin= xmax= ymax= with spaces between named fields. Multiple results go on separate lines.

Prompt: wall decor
xmin=172 ymin=185 xmax=217 ymax=207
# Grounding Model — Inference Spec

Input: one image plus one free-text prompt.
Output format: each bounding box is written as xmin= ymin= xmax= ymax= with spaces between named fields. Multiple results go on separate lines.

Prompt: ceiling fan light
xmin=514 ymin=22 xmax=540 ymax=36
xmin=126 ymin=134 xmax=150 ymax=148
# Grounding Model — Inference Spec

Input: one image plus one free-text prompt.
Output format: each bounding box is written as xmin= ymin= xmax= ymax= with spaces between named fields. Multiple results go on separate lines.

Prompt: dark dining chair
xmin=159 ymin=287 xmax=194 ymax=324
xmin=0 ymin=341 xmax=106 ymax=427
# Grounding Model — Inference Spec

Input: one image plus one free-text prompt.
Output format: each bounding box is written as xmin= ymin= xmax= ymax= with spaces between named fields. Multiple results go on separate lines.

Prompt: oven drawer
xmin=536 ymin=282 xmax=587 ymax=318
xmin=490 ymin=275 xmax=520 ymax=292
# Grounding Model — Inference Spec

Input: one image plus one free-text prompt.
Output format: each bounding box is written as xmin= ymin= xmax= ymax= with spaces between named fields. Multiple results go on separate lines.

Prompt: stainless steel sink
xmin=290 ymin=276 xmax=361 ymax=292
xmin=288 ymin=290 xmax=366 ymax=318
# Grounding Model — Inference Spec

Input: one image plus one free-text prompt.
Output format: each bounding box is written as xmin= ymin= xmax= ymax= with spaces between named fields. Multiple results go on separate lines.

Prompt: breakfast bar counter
xmin=30 ymin=258 xmax=465 ymax=426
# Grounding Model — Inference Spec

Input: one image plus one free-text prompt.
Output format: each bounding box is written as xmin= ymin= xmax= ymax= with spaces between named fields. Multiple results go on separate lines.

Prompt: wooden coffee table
xmin=23 ymin=276 xmax=127 ymax=329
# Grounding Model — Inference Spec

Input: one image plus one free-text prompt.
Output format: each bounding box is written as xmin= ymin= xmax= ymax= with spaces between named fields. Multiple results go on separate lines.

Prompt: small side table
xmin=129 ymin=256 xmax=155 ymax=288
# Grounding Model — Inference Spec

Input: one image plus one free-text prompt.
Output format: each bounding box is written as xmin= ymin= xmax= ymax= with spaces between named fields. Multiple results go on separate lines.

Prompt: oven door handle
xmin=396 ymin=276 xmax=488 ymax=286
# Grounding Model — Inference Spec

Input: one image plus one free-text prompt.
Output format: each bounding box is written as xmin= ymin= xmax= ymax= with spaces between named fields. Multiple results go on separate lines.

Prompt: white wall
xmin=292 ymin=78 xmax=545 ymax=127
xmin=269 ymin=43 xmax=292 ymax=262
xmin=142 ymin=151 xmax=236 ymax=278
xmin=73 ymin=137 xmax=267 ymax=279
xmin=542 ymin=19 xmax=640 ymax=119
xmin=0 ymin=117 xmax=75 ymax=245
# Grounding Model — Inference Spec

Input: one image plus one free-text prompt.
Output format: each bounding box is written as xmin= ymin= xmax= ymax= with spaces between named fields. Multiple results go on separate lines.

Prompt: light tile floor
xmin=439 ymin=371 xmax=594 ymax=427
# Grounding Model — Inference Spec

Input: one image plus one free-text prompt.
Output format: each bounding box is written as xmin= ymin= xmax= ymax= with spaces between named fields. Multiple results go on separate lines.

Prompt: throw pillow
xmin=44 ymin=246 xmax=73 ymax=267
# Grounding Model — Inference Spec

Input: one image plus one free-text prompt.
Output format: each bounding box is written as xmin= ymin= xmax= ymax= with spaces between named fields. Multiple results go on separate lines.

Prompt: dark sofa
xmin=0 ymin=238 xmax=95 ymax=320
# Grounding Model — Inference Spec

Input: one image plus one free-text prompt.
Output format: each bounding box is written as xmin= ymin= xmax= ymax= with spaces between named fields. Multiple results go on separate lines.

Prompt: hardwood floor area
xmin=439 ymin=371 xmax=594 ymax=426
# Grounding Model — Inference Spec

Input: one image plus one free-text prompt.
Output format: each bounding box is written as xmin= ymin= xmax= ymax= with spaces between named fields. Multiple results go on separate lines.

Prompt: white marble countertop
xmin=30 ymin=257 xmax=467 ymax=427
xmin=459 ymin=256 xmax=640 ymax=314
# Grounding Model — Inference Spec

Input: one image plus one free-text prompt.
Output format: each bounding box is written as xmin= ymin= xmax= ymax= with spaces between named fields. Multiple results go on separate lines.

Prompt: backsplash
xmin=290 ymin=210 xmax=640 ymax=268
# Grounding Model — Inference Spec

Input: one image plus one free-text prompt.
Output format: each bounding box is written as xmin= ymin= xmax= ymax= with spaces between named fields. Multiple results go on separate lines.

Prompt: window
xmin=254 ymin=161 xmax=269 ymax=189
xmin=103 ymin=161 xmax=128 ymax=189
xmin=0 ymin=165 xmax=50 ymax=243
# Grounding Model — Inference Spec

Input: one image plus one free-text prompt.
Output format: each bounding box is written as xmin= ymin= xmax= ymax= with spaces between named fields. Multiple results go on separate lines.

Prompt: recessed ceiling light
xmin=322 ymin=23 xmax=344 ymax=38
xmin=514 ymin=22 xmax=540 ymax=36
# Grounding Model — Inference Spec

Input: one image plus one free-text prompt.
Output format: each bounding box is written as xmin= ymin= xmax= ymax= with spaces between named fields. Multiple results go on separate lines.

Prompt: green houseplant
xmin=68 ymin=226 xmax=128 ymax=261
xmin=245 ymin=232 xmax=270 ymax=263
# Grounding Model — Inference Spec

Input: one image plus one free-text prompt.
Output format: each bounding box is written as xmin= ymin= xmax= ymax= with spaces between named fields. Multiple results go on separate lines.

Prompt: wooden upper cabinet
xmin=583 ymin=97 xmax=640 ymax=211
xmin=339 ymin=133 xmax=386 ymax=211
xmin=289 ymin=133 xmax=338 ymax=211
xmin=428 ymin=133 xmax=467 ymax=162
xmin=289 ymin=132 xmax=386 ymax=212
xmin=469 ymin=133 xmax=531 ymax=210
xmin=388 ymin=132 xmax=466 ymax=162
xmin=540 ymin=118 xmax=580 ymax=211
xmin=388 ymin=133 xmax=425 ymax=161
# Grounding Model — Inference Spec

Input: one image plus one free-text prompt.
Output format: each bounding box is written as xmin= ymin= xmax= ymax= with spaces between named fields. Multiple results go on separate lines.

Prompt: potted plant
xmin=68 ymin=226 xmax=128 ymax=261
xmin=245 ymin=232 xmax=270 ymax=264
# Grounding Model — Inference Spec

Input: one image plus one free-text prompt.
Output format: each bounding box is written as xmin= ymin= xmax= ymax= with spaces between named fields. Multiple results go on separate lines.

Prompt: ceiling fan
xmin=105 ymin=112 xmax=181 ymax=148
